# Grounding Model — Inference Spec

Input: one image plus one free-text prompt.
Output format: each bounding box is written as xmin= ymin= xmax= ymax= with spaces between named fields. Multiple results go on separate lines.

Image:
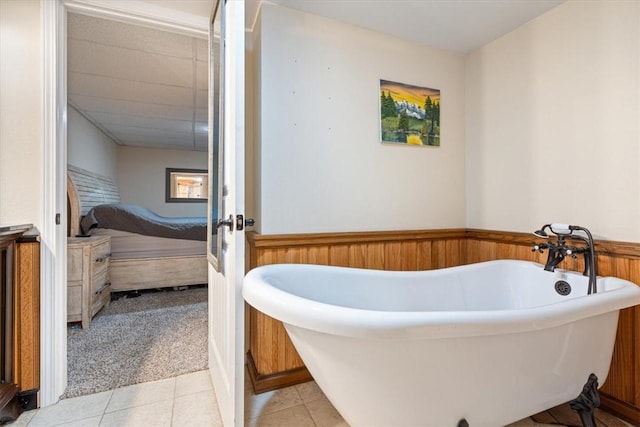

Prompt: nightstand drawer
xmin=91 ymin=267 xmax=110 ymax=313
xmin=92 ymin=241 xmax=111 ymax=263
xmin=91 ymin=282 xmax=110 ymax=317
xmin=91 ymin=268 xmax=109 ymax=296
xmin=92 ymin=256 xmax=109 ymax=278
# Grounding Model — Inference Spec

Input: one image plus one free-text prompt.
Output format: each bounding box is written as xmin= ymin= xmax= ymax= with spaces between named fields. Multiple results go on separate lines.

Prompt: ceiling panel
xmin=68 ymin=13 xmax=208 ymax=151
xmin=69 ymin=72 xmax=194 ymax=108
xmin=69 ymin=96 xmax=196 ymax=121
xmin=88 ymin=112 xmax=195 ymax=133
xmin=69 ymin=39 xmax=195 ymax=88
xmin=110 ymin=125 xmax=194 ymax=139
xmin=118 ymin=139 xmax=206 ymax=152
xmin=68 ymin=13 xmax=195 ymax=59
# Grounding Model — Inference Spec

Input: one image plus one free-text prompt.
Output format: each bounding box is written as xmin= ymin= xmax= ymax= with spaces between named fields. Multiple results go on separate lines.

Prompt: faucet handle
xmin=564 ymin=248 xmax=579 ymax=259
xmin=532 ymin=244 xmax=546 ymax=253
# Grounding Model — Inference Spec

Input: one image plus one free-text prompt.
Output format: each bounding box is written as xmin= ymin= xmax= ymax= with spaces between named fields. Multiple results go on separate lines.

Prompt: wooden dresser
xmin=0 ymin=224 xmax=40 ymax=422
xmin=67 ymin=235 xmax=111 ymax=328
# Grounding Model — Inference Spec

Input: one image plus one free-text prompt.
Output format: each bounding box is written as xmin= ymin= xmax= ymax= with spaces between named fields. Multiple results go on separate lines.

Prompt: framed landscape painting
xmin=380 ymin=79 xmax=440 ymax=146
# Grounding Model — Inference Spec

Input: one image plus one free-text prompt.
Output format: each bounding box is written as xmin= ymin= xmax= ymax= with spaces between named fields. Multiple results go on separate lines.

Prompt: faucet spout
xmin=544 ymin=246 xmax=565 ymax=272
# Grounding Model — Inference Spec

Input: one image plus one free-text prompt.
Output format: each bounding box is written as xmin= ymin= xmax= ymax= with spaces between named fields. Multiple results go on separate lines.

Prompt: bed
xmin=67 ymin=165 xmax=208 ymax=292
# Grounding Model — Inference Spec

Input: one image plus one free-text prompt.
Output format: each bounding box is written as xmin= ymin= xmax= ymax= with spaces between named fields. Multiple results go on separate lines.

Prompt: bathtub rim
xmin=243 ymin=260 xmax=640 ymax=340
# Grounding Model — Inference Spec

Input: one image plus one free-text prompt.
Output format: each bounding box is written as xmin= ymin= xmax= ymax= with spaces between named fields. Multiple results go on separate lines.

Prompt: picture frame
xmin=380 ymin=79 xmax=440 ymax=146
xmin=165 ymin=168 xmax=208 ymax=203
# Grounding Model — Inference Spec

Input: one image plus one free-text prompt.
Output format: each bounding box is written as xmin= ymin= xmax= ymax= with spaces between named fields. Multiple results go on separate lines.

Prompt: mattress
xmin=81 ymin=203 xmax=206 ymax=241
xmin=90 ymin=228 xmax=207 ymax=260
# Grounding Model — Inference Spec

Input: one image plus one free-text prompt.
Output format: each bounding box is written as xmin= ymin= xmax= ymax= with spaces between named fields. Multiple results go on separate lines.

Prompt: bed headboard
xmin=67 ymin=165 xmax=121 ymax=237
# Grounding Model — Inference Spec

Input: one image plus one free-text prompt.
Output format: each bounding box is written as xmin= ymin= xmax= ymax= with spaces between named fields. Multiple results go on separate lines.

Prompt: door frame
xmin=41 ymin=0 xmax=210 ymax=406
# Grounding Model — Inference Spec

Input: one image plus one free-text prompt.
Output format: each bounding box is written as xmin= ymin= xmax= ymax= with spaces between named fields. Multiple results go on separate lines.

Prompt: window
xmin=165 ymin=168 xmax=208 ymax=203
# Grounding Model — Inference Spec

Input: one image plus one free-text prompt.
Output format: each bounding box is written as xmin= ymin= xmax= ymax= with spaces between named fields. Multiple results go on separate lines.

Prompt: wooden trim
xmin=246 ymin=229 xmax=466 ymax=248
xmin=250 ymin=228 xmax=640 ymax=258
xmin=0 ymin=226 xmax=33 ymax=246
xmin=246 ymin=350 xmax=312 ymax=394
xmin=466 ymin=228 xmax=640 ymax=259
xmin=599 ymin=394 xmax=640 ymax=425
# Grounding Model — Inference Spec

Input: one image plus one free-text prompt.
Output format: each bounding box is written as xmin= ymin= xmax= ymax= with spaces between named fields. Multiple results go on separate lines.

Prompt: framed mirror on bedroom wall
xmin=208 ymin=0 xmax=224 ymax=270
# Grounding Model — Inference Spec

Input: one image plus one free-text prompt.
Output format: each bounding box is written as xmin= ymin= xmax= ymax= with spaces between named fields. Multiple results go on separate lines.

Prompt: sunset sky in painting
xmin=380 ymin=79 xmax=440 ymax=106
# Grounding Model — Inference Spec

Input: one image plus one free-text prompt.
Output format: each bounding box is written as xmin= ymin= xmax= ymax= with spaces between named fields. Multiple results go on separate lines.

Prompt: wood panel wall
xmin=246 ymin=229 xmax=640 ymax=423
xmin=14 ymin=239 xmax=40 ymax=393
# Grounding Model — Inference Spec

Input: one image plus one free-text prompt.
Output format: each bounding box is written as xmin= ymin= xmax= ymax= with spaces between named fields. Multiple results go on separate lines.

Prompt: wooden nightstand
xmin=67 ymin=235 xmax=111 ymax=328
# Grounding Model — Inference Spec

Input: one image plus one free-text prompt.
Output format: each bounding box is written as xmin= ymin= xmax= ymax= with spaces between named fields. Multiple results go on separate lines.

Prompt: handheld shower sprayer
xmin=533 ymin=223 xmax=576 ymax=238
xmin=550 ymin=223 xmax=572 ymax=235
xmin=533 ymin=224 xmax=551 ymax=238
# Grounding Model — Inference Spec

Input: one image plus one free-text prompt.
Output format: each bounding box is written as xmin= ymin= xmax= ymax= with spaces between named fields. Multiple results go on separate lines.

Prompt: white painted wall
xmin=118 ymin=146 xmax=208 ymax=217
xmin=254 ymin=4 xmax=467 ymax=234
xmin=0 ymin=0 xmax=43 ymax=227
xmin=466 ymin=0 xmax=640 ymax=242
xmin=67 ymin=105 xmax=119 ymax=182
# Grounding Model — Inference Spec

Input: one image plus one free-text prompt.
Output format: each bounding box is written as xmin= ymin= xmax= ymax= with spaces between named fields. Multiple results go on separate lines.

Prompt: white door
xmin=207 ymin=1 xmax=245 ymax=426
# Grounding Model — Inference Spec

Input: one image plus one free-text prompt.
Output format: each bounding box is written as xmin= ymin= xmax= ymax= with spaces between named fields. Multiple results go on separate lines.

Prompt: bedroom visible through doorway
xmin=64 ymin=10 xmax=211 ymax=398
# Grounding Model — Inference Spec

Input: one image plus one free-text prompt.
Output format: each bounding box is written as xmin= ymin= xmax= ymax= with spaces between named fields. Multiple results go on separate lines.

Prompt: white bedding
xmin=90 ymin=228 xmax=207 ymax=260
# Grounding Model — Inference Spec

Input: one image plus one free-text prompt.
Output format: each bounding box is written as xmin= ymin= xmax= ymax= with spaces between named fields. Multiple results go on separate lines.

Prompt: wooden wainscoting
xmin=246 ymin=229 xmax=640 ymax=423
xmin=246 ymin=229 xmax=467 ymax=392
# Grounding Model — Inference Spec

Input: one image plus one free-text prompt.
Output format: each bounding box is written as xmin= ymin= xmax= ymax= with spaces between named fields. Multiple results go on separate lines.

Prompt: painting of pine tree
xmin=379 ymin=79 xmax=440 ymax=146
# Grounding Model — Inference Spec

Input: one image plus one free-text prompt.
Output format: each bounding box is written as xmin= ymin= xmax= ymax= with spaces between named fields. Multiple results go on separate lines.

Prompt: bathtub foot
xmin=569 ymin=373 xmax=600 ymax=427
xmin=457 ymin=419 xmax=469 ymax=427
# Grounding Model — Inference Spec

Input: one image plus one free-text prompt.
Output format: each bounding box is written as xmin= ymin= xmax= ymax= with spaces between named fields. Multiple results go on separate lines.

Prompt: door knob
xmin=216 ymin=214 xmax=234 ymax=231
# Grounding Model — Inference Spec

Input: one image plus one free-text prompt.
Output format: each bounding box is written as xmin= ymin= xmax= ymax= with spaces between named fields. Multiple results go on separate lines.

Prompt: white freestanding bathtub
xmin=243 ymin=260 xmax=640 ymax=427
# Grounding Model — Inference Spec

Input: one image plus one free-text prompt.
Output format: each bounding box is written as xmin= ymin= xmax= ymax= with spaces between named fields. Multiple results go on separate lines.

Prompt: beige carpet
xmin=63 ymin=287 xmax=208 ymax=399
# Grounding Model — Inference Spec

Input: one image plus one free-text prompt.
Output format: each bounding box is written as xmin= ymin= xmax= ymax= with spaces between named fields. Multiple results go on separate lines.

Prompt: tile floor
xmin=12 ymin=371 xmax=633 ymax=426
xmin=12 ymin=371 xmax=218 ymax=427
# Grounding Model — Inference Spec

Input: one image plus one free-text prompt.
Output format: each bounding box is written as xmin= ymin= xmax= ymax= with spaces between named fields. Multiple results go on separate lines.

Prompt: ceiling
xmin=68 ymin=1 xmax=565 ymax=153
xmin=247 ymin=0 xmax=565 ymax=54
xmin=67 ymin=13 xmax=209 ymax=152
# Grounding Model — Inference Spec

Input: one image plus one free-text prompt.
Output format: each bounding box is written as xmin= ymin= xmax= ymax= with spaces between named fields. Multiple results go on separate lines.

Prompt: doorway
xmin=42 ymin=0 xmax=213 ymax=406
